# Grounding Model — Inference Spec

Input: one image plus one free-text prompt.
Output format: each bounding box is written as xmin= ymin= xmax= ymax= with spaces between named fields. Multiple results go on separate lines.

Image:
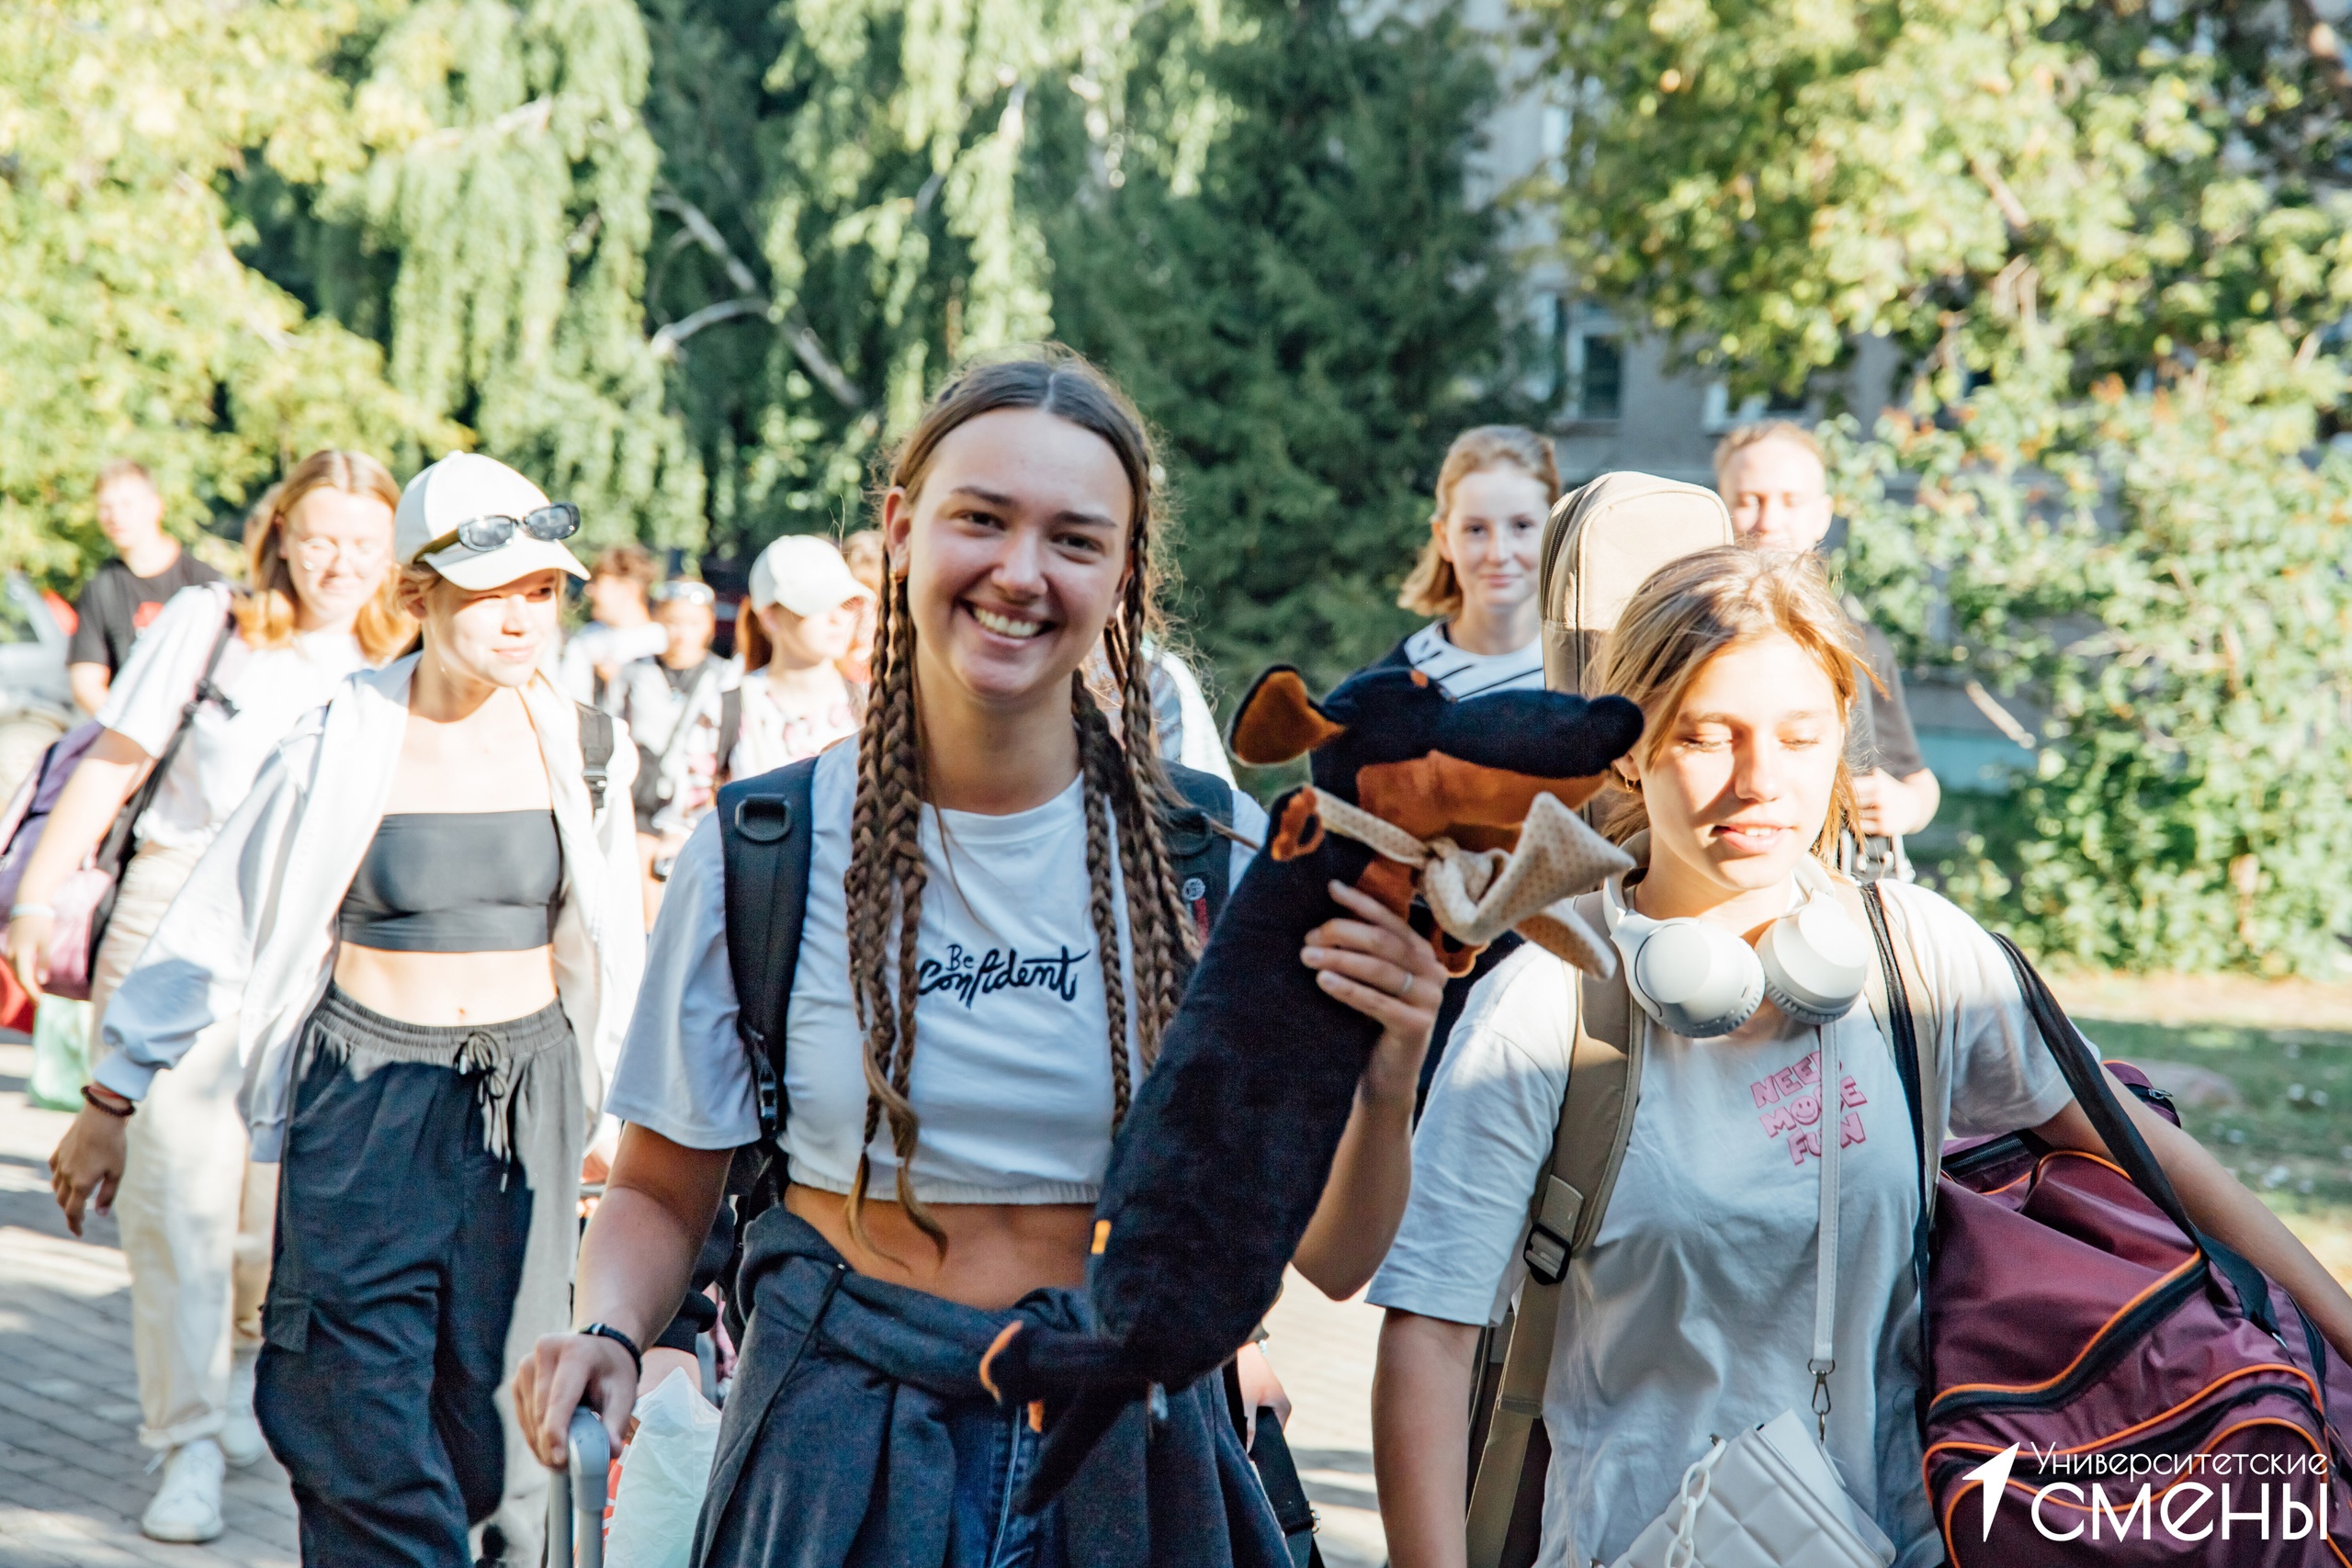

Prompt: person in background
xmin=14 ymin=450 xmax=409 ymax=1543
xmin=48 ymin=451 xmax=644 ymax=1567
xmin=837 ymin=527 xmax=885 ymax=687
xmin=558 ymin=542 xmax=667 ymax=711
xmin=68 ymin=460 xmax=223 ymax=716
xmin=1389 ymin=426 xmax=1557 ymax=698
xmin=1109 ymin=641 xmax=1235 ymax=785
xmin=727 ymin=534 xmax=870 ymax=778
xmin=617 ymin=578 xmax=732 ymax=919
xmin=1378 ymin=426 xmax=1562 ymax=1105
xmin=1713 ymin=421 xmax=1939 ymax=865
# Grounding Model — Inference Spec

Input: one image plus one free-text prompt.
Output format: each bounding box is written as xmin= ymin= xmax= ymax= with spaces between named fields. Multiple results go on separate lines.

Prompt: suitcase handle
xmin=548 ymin=1404 xmax=612 ymax=1568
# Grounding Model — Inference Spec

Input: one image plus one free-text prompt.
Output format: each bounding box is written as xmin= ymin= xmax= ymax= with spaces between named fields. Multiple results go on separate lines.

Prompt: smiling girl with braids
xmin=521 ymin=352 xmax=1447 ymax=1566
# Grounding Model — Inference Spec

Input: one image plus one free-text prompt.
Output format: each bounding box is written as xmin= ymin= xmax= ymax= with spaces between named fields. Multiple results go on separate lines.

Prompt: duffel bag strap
xmin=1995 ymin=937 xmax=2283 ymax=1340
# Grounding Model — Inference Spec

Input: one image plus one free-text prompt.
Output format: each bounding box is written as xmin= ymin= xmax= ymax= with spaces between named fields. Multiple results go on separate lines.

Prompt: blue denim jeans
xmin=943 ymin=1397 xmax=1069 ymax=1568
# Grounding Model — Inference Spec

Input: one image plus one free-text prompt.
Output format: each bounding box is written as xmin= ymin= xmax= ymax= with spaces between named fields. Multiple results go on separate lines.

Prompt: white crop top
xmin=603 ymin=740 xmax=1265 ymax=1203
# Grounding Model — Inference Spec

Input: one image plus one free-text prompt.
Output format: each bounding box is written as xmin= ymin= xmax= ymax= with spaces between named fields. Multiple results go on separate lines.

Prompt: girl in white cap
xmin=515 ymin=352 xmax=1444 ymax=1565
xmin=15 ymin=450 xmax=409 ymax=1543
xmin=728 ymin=531 xmax=872 ymax=777
xmin=49 ymin=451 xmax=646 ymax=1566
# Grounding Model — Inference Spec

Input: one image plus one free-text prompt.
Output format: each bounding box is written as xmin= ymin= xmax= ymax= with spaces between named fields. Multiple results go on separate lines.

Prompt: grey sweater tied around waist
xmin=692 ymin=1206 xmax=1290 ymax=1568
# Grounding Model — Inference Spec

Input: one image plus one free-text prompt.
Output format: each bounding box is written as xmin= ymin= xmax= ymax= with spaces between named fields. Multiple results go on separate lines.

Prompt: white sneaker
xmin=220 ymin=1351 xmax=266 ymax=1468
xmin=141 ymin=1438 xmax=226 ymax=1543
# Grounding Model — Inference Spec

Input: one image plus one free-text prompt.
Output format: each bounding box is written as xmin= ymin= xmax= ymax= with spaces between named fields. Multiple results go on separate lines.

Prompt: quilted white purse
xmin=1611 ymin=1028 xmax=1897 ymax=1568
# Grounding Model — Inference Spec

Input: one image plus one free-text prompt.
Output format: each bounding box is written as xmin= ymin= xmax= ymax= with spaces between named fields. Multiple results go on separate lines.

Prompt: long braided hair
xmin=840 ymin=352 xmax=1199 ymax=1257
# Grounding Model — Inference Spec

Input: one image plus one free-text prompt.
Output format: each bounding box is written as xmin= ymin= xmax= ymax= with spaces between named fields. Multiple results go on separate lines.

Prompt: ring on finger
xmin=1397 ymin=973 xmax=1414 ymax=1002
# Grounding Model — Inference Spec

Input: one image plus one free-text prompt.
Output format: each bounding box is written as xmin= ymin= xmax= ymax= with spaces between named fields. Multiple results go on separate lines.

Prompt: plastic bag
xmin=28 ymin=995 xmax=91 ymax=1111
xmin=604 ymin=1368 xmax=722 ymax=1568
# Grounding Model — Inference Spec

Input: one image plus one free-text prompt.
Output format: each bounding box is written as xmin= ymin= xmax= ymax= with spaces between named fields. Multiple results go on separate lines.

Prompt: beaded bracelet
xmin=81 ymin=1084 xmax=135 ymax=1119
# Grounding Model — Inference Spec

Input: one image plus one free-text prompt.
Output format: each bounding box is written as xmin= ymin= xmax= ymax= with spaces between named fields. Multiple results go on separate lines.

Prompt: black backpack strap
xmin=1159 ymin=761 xmax=1236 ymax=945
xmin=716 ymin=758 xmax=820 ymax=1142
xmin=574 ymin=703 xmax=615 ymax=815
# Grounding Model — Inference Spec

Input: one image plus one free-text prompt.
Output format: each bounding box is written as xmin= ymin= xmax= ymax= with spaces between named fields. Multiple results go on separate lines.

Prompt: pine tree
xmin=1042 ymin=0 xmax=1526 ymax=696
xmin=3 ymin=0 xmax=447 ymax=577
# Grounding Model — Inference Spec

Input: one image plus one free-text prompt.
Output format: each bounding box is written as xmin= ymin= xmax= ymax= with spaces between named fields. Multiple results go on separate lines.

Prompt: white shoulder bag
xmin=1611 ymin=1023 xmax=1897 ymax=1568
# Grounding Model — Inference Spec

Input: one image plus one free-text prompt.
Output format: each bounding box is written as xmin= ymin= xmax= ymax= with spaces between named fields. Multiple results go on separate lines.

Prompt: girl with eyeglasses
xmin=14 ymin=449 xmax=411 ymax=1544
xmin=50 ymin=452 xmax=646 ymax=1566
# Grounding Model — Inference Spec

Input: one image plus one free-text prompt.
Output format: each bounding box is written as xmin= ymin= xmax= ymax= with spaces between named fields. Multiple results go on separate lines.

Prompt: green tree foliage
xmin=1533 ymin=0 xmax=2352 ymax=399
xmin=1831 ymin=347 xmax=2352 ymax=974
xmin=1 ymin=0 xmax=447 ymax=576
xmin=1045 ymin=0 xmax=1524 ymax=694
xmin=639 ymin=0 xmax=1219 ymax=552
xmin=1532 ymin=0 xmax=2352 ymax=969
xmin=238 ymin=0 xmax=704 ymax=550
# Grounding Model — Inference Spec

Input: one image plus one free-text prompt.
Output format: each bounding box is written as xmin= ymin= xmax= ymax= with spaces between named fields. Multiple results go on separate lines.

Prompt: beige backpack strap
xmin=1466 ymin=897 xmax=1639 ymax=1568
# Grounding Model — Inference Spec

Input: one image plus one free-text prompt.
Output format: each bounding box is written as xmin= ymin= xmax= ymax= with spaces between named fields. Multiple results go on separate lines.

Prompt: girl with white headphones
xmin=1301 ymin=547 xmax=2352 ymax=1568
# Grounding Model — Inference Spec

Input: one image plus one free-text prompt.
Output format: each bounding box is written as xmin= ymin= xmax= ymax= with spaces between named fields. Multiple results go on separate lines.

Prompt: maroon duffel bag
xmin=1906 ymin=939 xmax=2352 ymax=1563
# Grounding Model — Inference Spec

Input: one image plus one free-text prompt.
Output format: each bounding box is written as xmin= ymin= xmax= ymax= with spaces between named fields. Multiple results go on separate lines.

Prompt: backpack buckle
xmin=1521 ymin=1174 xmax=1586 ymax=1287
xmin=1523 ymin=1224 xmax=1570 ymax=1287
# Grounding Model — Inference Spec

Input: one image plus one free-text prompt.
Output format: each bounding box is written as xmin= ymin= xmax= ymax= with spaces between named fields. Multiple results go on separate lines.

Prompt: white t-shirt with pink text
xmin=1368 ymin=880 xmax=2081 ymax=1568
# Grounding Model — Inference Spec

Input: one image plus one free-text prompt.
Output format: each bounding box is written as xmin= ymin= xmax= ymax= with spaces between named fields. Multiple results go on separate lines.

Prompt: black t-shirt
xmin=68 ymin=553 xmax=223 ymax=675
xmin=1849 ymin=617 xmax=1926 ymax=779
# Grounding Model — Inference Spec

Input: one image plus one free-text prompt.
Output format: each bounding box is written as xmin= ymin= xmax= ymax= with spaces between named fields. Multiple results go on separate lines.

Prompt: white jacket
xmin=92 ymin=656 xmax=646 ymax=1159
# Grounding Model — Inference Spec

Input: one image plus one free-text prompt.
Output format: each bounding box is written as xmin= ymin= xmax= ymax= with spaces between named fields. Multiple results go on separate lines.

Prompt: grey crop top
xmin=337 ymin=811 xmax=562 ymax=953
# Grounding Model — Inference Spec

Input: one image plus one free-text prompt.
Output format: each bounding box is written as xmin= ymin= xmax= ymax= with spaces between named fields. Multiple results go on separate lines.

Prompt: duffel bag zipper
xmin=1929 ymin=1260 xmax=2205 ymax=1419
xmin=1928 ymin=1377 xmax=2328 ymax=1480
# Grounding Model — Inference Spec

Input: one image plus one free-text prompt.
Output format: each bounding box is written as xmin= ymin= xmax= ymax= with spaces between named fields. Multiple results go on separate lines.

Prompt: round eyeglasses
xmin=423 ymin=502 xmax=582 ymax=556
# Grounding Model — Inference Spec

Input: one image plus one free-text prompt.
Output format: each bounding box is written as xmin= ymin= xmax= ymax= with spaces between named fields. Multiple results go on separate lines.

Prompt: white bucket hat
xmin=748 ymin=534 xmax=876 ymax=617
xmin=395 ymin=453 xmax=591 ymax=591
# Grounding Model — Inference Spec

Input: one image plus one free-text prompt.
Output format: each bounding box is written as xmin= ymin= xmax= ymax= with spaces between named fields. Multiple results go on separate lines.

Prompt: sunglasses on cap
xmin=650 ymin=580 xmax=716 ymax=606
xmin=422 ymin=502 xmax=582 ymax=557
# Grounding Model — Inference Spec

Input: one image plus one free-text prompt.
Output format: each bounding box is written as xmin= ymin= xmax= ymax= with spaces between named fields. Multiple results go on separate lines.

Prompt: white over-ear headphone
xmin=1601 ymin=858 xmax=1871 ymax=1037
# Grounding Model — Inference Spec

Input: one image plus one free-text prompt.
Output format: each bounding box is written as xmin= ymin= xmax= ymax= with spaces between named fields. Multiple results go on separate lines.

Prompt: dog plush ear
xmin=1227 ymin=666 xmax=1346 ymax=764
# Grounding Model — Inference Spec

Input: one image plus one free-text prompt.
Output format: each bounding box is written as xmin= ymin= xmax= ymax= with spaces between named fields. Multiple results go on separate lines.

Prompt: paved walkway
xmin=0 ymin=1041 xmax=1394 ymax=1566
xmin=0 ymin=1043 xmax=300 ymax=1567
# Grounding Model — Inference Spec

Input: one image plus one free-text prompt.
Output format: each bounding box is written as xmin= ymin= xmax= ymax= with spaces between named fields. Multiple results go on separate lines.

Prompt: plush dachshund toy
xmin=980 ymin=662 xmax=1645 ymax=1507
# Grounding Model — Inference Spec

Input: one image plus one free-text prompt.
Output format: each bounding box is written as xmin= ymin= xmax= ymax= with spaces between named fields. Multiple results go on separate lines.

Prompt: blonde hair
xmin=1398 ymin=425 xmax=1562 ymax=619
xmin=1594 ymin=547 xmax=1864 ymax=858
xmin=1711 ymin=420 xmax=1825 ymax=492
xmin=236 ymin=451 xmax=413 ymax=661
xmin=841 ymin=350 xmax=1195 ymax=1259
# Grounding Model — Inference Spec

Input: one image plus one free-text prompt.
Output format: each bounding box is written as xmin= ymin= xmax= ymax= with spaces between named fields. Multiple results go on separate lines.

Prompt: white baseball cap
xmin=748 ymin=534 xmax=875 ymax=617
xmin=394 ymin=452 xmax=591 ymax=591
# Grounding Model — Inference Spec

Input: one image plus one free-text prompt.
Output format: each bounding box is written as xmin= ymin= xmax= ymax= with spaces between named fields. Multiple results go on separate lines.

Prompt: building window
xmin=1572 ymin=331 xmax=1623 ymax=422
